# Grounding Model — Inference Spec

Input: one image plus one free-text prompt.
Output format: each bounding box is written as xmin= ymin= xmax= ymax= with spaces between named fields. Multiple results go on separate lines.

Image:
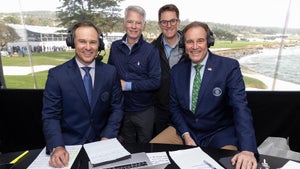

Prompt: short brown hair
xmin=158 ymin=4 xmax=179 ymax=21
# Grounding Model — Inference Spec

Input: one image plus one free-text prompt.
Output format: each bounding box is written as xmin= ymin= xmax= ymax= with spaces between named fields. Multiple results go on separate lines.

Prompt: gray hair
xmin=124 ymin=5 xmax=146 ymax=22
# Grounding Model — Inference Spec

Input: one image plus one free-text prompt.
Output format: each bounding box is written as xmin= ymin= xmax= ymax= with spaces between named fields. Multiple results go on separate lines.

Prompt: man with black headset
xmin=42 ymin=21 xmax=124 ymax=168
xmin=151 ymin=21 xmax=258 ymax=169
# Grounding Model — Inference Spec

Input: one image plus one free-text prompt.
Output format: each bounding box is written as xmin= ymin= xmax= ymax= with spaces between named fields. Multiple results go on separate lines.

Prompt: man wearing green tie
xmin=151 ymin=21 xmax=258 ymax=169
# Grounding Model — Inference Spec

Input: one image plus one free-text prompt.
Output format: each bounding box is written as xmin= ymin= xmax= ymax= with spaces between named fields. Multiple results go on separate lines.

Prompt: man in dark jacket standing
xmin=108 ymin=5 xmax=161 ymax=143
xmin=151 ymin=4 xmax=184 ymax=136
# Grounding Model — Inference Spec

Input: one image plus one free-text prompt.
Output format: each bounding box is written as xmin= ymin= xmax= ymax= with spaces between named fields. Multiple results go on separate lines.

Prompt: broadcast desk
xmin=0 ymin=143 xmax=289 ymax=169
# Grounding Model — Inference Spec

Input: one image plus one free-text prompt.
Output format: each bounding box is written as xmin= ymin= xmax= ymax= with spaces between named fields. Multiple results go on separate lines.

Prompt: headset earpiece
xmin=178 ymin=32 xmax=185 ymax=49
xmin=98 ymin=33 xmax=105 ymax=51
xmin=208 ymin=31 xmax=215 ymax=48
xmin=66 ymin=23 xmax=105 ymax=51
xmin=66 ymin=27 xmax=75 ymax=48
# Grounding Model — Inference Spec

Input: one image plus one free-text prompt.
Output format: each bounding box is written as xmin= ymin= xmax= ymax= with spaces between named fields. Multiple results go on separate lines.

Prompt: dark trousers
xmin=153 ymin=107 xmax=171 ymax=137
xmin=120 ymin=106 xmax=155 ymax=143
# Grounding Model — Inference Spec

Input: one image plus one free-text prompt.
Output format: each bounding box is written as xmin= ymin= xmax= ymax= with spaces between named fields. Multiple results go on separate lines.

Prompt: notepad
xmin=83 ymin=138 xmax=131 ymax=167
xmin=169 ymin=147 xmax=224 ymax=169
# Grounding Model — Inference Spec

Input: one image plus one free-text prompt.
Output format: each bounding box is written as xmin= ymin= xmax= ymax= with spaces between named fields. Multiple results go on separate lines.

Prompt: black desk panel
xmin=0 ymin=143 xmax=289 ymax=169
xmin=1 ymin=90 xmax=300 ymax=154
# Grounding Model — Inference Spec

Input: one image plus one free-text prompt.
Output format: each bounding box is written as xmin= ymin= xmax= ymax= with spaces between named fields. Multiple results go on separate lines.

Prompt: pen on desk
xmin=203 ymin=160 xmax=217 ymax=169
xmin=9 ymin=150 xmax=29 ymax=164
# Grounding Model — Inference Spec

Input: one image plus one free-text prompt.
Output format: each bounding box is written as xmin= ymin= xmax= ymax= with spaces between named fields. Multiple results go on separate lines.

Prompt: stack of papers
xmin=169 ymin=147 xmax=224 ymax=169
xmin=83 ymin=138 xmax=131 ymax=167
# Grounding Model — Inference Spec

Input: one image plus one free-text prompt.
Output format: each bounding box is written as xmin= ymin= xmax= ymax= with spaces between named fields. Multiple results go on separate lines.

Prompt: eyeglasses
xmin=159 ymin=19 xmax=178 ymax=27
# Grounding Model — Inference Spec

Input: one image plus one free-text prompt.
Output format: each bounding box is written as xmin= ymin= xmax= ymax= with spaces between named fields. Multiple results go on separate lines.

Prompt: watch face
xmin=0 ymin=164 xmax=13 ymax=169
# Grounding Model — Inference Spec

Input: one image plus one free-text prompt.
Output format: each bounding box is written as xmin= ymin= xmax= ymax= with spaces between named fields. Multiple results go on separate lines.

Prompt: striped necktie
xmin=191 ymin=64 xmax=203 ymax=113
xmin=82 ymin=67 xmax=92 ymax=106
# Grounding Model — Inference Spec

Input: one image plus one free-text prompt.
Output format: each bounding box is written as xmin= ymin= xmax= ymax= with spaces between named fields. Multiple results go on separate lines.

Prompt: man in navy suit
xmin=151 ymin=21 xmax=258 ymax=169
xmin=42 ymin=22 xmax=123 ymax=168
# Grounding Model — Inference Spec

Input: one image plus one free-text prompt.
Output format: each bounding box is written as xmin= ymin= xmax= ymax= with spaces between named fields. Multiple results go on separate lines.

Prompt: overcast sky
xmin=1 ymin=0 xmax=299 ymax=28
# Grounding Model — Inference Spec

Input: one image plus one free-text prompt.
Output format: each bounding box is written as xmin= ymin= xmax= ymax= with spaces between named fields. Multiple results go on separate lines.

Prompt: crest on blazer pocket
xmin=101 ymin=92 xmax=110 ymax=102
xmin=213 ymin=87 xmax=222 ymax=96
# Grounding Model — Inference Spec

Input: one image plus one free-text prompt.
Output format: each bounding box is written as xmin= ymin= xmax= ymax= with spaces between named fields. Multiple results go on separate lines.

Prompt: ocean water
xmin=239 ymin=45 xmax=300 ymax=84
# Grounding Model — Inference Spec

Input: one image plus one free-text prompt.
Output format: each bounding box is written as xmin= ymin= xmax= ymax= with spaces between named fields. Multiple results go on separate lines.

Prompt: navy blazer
xmin=170 ymin=51 xmax=258 ymax=154
xmin=42 ymin=57 xmax=123 ymax=153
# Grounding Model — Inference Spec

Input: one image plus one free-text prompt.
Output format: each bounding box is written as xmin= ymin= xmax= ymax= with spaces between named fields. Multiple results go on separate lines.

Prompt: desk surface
xmin=0 ymin=143 xmax=289 ymax=169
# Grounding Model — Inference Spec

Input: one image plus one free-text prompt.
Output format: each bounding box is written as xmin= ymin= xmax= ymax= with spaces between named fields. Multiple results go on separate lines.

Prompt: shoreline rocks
xmin=213 ymin=42 xmax=300 ymax=60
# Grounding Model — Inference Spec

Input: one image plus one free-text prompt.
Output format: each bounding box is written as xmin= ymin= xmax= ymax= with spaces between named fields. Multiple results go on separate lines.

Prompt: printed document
xmin=27 ymin=145 xmax=82 ymax=169
xmin=281 ymin=160 xmax=300 ymax=169
xmin=169 ymin=147 xmax=224 ymax=169
xmin=83 ymin=138 xmax=131 ymax=167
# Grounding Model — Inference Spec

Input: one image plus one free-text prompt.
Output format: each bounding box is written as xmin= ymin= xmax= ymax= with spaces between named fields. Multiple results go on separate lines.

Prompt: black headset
xmin=181 ymin=22 xmax=215 ymax=48
xmin=66 ymin=22 xmax=105 ymax=51
xmin=179 ymin=29 xmax=214 ymax=48
xmin=207 ymin=30 xmax=215 ymax=48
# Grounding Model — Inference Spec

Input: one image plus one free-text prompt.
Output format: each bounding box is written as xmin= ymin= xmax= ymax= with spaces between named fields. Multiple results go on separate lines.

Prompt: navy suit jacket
xmin=42 ymin=57 xmax=123 ymax=153
xmin=170 ymin=51 xmax=258 ymax=154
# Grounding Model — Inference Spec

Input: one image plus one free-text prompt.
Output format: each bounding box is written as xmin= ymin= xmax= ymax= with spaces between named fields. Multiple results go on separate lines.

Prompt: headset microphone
xmin=96 ymin=50 xmax=106 ymax=61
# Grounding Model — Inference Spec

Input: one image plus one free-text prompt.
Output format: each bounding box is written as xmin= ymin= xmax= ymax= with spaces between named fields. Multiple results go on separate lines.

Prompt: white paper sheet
xmin=27 ymin=145 xmax=82 ymax=169
xmin=83 ymin=138 xmax=131 ymax=166
xmin=281 ymin=160 xmax=300 ymax=169
xmin=169 ymin=147 xmax=224 ymax=169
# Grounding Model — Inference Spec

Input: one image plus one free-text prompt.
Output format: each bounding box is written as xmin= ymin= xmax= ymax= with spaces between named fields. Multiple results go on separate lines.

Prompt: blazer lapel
xmin=198 ymin=53 xmax=215 ymax=104
xmin=90 ymin=61 xmax=105 ymax=112
xmin=183 ymin=61 xmax=193 ymax=110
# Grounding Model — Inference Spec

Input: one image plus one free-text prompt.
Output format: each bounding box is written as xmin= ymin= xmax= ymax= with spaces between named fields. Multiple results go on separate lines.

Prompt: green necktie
xmin=191 ymin=64 xmax=203 ymax=113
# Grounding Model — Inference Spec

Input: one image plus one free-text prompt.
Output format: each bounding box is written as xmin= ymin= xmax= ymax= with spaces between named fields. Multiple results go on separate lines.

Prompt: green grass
xmin=244 ymin=76 xmax=268 ymax=89
xmin=212 ymin=41 xmax=265 ymax=49
xmin=2 ymin=51 xmax=73 ymax=66
xmin=2 ymin=43 xmax=267 ymax=89
xmin=2 ymin=50 xmax=110 ymax=89
xmin=5 ymin=71 xmax=48 ymax=89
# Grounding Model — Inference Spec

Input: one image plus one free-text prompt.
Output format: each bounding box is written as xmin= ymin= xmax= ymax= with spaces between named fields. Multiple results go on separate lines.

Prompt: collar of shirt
xmin=75 ymin=58 xmax=96 ymax=85
xmin=122 ymin=37 xmax=139 ymax=50
xmin=190 ymin=52 xmax=209 ymax=82
xmin=162 ymin=32 xmax=181 ymax=57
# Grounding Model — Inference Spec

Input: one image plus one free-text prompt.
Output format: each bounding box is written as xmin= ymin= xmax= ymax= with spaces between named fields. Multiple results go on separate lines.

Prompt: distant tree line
xmin=0 ymin=22 xmax=20 ymax=50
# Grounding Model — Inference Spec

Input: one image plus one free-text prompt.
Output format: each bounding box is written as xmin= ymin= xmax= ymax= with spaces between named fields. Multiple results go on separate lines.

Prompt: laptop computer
xmin=88 ymin=152 xmax=168 ymax=169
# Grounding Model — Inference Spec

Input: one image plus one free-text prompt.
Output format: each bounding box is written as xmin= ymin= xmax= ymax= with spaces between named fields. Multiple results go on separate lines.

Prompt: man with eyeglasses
xmin=108 ymin=5 xmax=161 ymax=144
xmin=151 ymin=4 xmax=185 ymax=137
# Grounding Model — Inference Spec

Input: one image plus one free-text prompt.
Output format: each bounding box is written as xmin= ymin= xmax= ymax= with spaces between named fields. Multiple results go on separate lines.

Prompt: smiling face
xmin=159 ymin=11 xmax=180 ymax=40
xmin=123 ymin=10 xmax=146 ymax=45
xmin=184 ymin=26 xmax=209 ymax=64
xmin=74 ymin=26 xmax=99 ymax=66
